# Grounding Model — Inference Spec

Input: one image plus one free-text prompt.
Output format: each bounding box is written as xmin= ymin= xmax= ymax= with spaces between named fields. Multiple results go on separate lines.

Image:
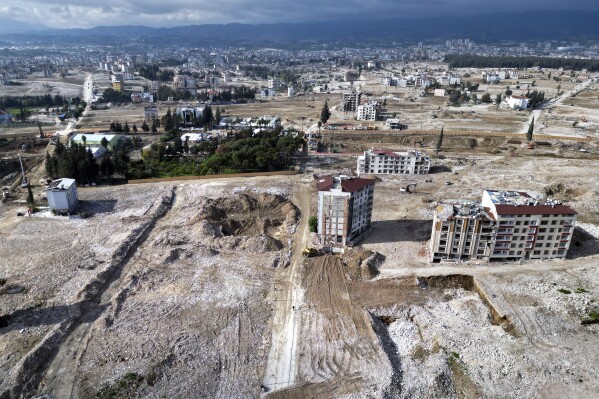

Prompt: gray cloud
xmin=1 ymin=0 xmax=598 ymax=29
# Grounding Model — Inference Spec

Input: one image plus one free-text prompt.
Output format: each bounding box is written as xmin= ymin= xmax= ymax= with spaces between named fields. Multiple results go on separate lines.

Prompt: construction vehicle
xmin=302 ymin=247 xmax=320 ymax=257
xmin=400 ymin=183 xmax=417 ymax=194
xmin=18 ymin=154 xmax=28 ymax=188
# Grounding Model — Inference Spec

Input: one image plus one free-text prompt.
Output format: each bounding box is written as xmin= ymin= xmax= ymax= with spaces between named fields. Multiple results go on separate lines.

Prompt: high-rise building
xmin=317 ymin=176 xmax=375 ymax=251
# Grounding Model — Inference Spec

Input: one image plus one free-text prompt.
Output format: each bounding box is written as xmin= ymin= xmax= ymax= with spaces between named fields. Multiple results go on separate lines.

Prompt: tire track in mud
xmin=0 ymin=190 xmax=175 ymax=399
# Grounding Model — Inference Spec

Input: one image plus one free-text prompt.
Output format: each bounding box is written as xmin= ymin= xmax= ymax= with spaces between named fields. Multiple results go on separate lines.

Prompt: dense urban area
xmin=1 ymin=30 xmax=599 ymax=399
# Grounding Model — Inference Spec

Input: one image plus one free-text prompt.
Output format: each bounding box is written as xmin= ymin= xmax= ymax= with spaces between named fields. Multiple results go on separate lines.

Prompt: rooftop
xmin=485 ymin=190 xmax=577 ymax=216
xmin=317 ymin=175 xmax=375 ymax=193
xmin=71 ymin=133 xmax=121 ymax=143
xmin=436 ymin=202 xmax=496 ymax=221
xmin=47 ymin=178 xmax=76 ymax=191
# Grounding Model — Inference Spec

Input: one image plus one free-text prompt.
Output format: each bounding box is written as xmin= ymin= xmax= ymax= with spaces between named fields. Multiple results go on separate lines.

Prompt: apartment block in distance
xmin=317 ymin=175 xmax=375 ymax=251
xmin=430 ymin=190 xmax=577 ymax=262
xmin=357 ymin=149 xmax=431 ymax=175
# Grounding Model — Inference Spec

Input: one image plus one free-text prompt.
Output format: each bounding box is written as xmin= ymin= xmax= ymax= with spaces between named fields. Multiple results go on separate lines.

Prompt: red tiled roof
xmin=494 ymin=204 xmax=577 ymax=216
xmin=317 ymin=176 xmax=375 ymax=193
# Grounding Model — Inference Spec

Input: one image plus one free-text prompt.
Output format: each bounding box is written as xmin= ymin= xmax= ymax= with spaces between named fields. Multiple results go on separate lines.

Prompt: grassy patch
xmin=575 ymin=288 xmax=589 ymax=294
xmin=411 ymin=345 xmax=430 ymax=362
xmin=95 ymin=373 xmax=144 ymax=399
xmin=581 ymin=310 xmax=599 ymax=325
xmin=558 ymin=288 xmax=572 ymax=294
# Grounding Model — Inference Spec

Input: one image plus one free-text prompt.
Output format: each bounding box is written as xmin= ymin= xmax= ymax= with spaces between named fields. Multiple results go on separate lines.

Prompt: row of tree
xmin=130 ymin=128 xmax=302 ymax=178
xmin=97 ymin=88 xmax=131 ymax=104
xmin=446 ymin=55 xmax=599 ymax=72
xmin=0 ymin=94 xmax=73 ymax=110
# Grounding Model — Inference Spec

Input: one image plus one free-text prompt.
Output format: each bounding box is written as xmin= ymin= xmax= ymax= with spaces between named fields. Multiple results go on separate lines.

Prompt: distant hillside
xmin=2 ymin=10 xmax=599 ymax=46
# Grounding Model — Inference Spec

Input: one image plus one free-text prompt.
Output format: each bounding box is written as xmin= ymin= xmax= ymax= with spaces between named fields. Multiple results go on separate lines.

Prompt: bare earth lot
xmin=2 ymin=145 xmax=599 ymax=398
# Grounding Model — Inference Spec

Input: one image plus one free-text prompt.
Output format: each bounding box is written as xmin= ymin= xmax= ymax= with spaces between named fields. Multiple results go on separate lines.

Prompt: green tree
xmin=481 ymin=93 xmax=491 ymax=103
xmin=527 ymin=117 xmax=534 ymax=141
xmin=435 ymin=127 xmax=444 ymax=157
xmin=308 ymin=216 xmax=318 ymax=233
xmin=100 ymin=156 xmax=114 ymax=179
xmin=100 ymin=137 xmax=108 ymax=148
xmin=320 ymin=101 xmax=331 ymax=124
xmin=26 ymin=183 xmax=35 ymax=208
xmin=124 ymin=121 xmax=130 ymax=134
xmin=141 ymin=120 xmax=149 ymax=132
xmin=132 ymin=123 xmax=138 ymax=133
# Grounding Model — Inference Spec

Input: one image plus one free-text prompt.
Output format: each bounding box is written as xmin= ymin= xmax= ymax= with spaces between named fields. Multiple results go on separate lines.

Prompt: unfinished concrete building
xmin=342 ymin=91 xmax=362 ymax=113
xmin=357 ymin=149 xmax=431 ymax=175
xmin=430 ymin=190 xmax=577 ymax=262
xmin=317 ymin=175 xmax=375 ymax=251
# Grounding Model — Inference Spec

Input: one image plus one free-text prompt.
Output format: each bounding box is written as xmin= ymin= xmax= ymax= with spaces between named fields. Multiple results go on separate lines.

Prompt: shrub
xmin=558 ymin=288 xmax=572 ymax=294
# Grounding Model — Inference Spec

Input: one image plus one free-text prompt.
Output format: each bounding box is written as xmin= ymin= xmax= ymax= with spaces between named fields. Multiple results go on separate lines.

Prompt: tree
xmin=527 ymin=117 xmax=534 ymax=141
xmin=124 ymin=121 xmax=130 ymax=134
xmin=132 ymin=123 xmax=138 ymax=134
xmin=151 ymin=119 xmax=158 ymax=133
xmin=505 ymin=89 xmax=513 ymax=96
xmin=435 ymin=127 xmax=444 ymax=156
xmin=481 ymin=93 xmax=492 ymax=103
xmin=100 ymin=156 xmax=114 ymax=179
xmin=141 ymin=120 xmax=149 ymax=132
xmin=320 ymin=101 xmax=331 ymax=124
xmin=26 ymin=184 xmax=35 ymax=208
xmin=45 ymin=152 xmax=54 ymax=178
xmin=495 ymin=93 xmax=502 ymax=106
xmin=308 ymin=216 xmax=318 ymax=233
xmin=100 ymin=137 xmax=108 ymax=148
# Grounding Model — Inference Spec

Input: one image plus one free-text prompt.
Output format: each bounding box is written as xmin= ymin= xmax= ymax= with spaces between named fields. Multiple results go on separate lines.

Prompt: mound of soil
xmin=345 ymin=249 xmax=385 ymax=281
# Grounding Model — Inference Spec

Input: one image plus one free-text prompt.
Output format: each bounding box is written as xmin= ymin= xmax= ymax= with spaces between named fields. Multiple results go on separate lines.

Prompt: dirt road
xmin=262 ymin=185 xmax=311 ymax=392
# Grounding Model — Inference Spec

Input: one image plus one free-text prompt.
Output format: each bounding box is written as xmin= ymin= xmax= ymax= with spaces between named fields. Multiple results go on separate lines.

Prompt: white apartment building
xmin=356 ymin=101 xmax=380 ymax=121
xmin=357 ymin=149 xmax=431 ymax=175
xmin=46 ymin=178 xmax=78 ymax=213
xmin=144 ymin=106 xmax=159 ymax=121
xmin=268 ymin=78 xmax=281 ymax=90
xmin=317 ymin=176 xmax=375 ymax=251
xmin=430 ymin=190 xmax=577 ymax=262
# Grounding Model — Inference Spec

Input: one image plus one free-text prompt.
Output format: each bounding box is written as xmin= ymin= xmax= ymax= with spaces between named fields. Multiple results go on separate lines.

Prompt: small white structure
xmin=287 ymin=87 xmax=295 ymax=97
xmin=434 ymin=89 xmax=446 ymax=97
xmin=507 ymin=95 xmax=529 ymax=110
xmin=46 ymin=178 xmax=78 ymax=213
xmin=386 ymin=118 xmax=404 ymax=130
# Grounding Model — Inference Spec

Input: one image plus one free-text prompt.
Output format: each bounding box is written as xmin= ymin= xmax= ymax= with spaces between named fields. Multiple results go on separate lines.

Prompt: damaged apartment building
xmin=317 ymin=175 xmax=375 ymax=252
xmin=430 ymin=190 xmax=577 ymax=262
xmin=357 ymin=149 xmax=431 ymax=175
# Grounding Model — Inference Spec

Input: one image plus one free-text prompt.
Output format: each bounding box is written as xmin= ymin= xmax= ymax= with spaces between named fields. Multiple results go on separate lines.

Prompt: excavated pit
xmin=417 ymin=275 xmax=519 ymax=337
xmin=196 ymin=192 xmax=300 ymax=239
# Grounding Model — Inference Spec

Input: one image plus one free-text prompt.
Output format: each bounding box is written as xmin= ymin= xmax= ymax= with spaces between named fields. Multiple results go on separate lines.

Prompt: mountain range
xmin=0 ymin=10 xmax=597 ymax=46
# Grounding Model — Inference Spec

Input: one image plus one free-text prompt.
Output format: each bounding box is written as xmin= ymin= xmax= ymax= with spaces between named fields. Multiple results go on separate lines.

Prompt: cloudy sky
xmin=1 ymin=0 xmax=599 ymax=29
